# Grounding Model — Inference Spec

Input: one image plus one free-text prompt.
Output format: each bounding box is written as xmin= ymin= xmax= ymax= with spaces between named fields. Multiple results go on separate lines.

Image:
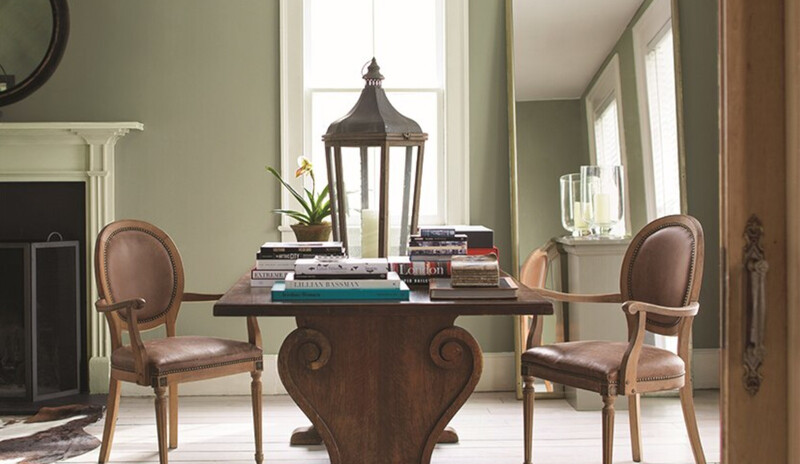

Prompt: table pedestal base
xmin=290 ymin=425 xmax=460 ymax=446
xmin=278 ymin=314 xmax=482 ymax=464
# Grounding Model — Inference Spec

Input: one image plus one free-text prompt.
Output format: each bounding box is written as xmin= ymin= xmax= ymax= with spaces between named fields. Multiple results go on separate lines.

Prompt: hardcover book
xmin=453 ymin=225 xmax=494 ymax=249
xmin=419 ymin=227 xmax=456 ymax=238
xmin=255 ymin=259 xmax=297 ymax=270
xmin=294 ymin=257 xmax=389 ymax=276
xmin=251 ymin=269 xmax=291 ymax=280
xmin=260 ymin=241 xmax=344 ymax=254
xmin=284 ymin=272 xmax=401 ymax=289
xmin=388 ymin=256 xmax=451 ymax=277
xmin=428 ymin=277 xmax=518 ymax=299
xmin=271 ymin=281 xmax=410 ymax=301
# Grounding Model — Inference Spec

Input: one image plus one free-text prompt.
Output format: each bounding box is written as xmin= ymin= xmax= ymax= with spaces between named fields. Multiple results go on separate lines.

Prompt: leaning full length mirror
xmin=0 ymin=0 xmax=69 ymax=107
xmin=508 ymin=0 xmax=686 ymax=396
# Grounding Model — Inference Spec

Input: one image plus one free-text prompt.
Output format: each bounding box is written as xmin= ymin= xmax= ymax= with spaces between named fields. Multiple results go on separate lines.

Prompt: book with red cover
xmin=467 ymin=246 xmax=499 ymax=260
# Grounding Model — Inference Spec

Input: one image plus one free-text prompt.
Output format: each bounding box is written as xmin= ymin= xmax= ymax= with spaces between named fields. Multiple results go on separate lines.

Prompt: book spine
xmin=257 ymin=251 xmax=344 ymax=260
xmin=255 ymin=260 xmax=296 ymax=270
xmin=293 ymin=273 xmax=388 ymax=280
xmin=408 ymin=247 xmax=467 ymax=255
xmin=251 ymin=270 xmax=290 ymax=280
xmin=420 ymin=228 xmax=455 ymax=238
xmin=390 ymin=261 xmax=451 ymax=276
xmin=260 ymin=246 xmax=344 ymax=254
xmin=466 ymin=247 xmax=500 ymax=258
xmin=250 ymin=279 xmax=279 ymax=287
xmin=409 ymin=255 xmax=456 ymax=262
xmin=399 ymin=276 xmax=431 ymax=285
xmin=457 ymin=231 xmax=494 ymax=249
xmin=284 ymin=279 xmax=400 ymax=290
xmin=272 ymin=288 xmax=409 ymax=301
xmin=408 ymin=239 xmax=467 ymax=247
xmin=294 ymin=262 xmax=389 ymax=275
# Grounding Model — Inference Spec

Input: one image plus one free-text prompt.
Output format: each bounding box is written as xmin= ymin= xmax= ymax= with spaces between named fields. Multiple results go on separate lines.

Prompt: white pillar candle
xmin=361 ymin=209 xmax=379 ymax=258
xmin=574 ymin=201 xmax=588 ymax=228
xmin=594 ymin=193 xmax=615 ymax=224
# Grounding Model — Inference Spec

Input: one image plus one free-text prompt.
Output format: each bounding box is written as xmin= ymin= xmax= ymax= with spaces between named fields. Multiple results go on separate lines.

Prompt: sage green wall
xmin=3 ymin=0 xmax=517 ymax=354
xmin=580 ymin=0 xmax=720 ymax=348
xmin=677 ymin=0 xmax=719 ymax=349
xmin=465 ymin=0 xmax=514 ymax=352
xmin=515 ymin=100 xmax=588 ymax=260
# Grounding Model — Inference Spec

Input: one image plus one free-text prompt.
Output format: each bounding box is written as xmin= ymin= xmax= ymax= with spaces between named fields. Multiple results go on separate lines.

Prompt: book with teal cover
xmin=271 ymin=281 xmax=410 ymax=301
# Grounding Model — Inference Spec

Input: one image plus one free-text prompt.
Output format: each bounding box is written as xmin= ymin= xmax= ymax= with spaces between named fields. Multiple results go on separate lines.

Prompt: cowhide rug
xmin=0 ymin=404 xmax=103 ymax=464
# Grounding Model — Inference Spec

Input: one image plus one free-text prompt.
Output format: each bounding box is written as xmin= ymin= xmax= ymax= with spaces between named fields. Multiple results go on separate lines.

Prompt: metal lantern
xmin=323 ymin=58 xmax=428 ymax=257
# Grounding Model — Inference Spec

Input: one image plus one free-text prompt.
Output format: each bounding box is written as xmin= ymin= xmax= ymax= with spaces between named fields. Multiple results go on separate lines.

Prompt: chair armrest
xmin=618 ymin=301 xmax=699 ymax=396
xmin=532 ymin=287 xmax=623 ymax=304
xmin=183 ymin=292 xmax=224 ymax=302
xmin=622 ymin=300 xmax=700 ymax=317
xmin=95 ymin=298 xmax=149 ymax=384
xmin=95 ymin=298 xmax=146 ymax=313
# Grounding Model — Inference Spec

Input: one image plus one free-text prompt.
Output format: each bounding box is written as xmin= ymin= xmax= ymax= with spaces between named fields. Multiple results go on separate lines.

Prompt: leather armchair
xmin=521 ymin=215 xmax=706 ymax=464
xmin=94 ymin=220 xmax=264 ymax=464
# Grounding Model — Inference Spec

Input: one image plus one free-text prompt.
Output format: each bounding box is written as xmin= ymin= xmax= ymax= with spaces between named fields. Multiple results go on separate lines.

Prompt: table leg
xmin=278 ymin=314 xmax=482 ymax=464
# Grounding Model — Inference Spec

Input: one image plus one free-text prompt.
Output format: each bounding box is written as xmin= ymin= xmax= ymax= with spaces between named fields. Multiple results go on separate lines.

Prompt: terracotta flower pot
xmin=290 ymin=223 xmax=332 ymax=242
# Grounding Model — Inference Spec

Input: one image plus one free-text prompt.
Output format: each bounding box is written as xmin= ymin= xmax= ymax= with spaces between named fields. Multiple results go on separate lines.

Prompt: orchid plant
xmin=266 ymin=157 xmax=332 ymax=226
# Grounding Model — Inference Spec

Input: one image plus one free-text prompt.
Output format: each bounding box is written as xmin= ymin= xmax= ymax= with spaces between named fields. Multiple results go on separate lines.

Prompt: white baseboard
xmin=122 ymin=352 xmax=516 ymax=397
xmin=692 ymin=348 xmax=720 ymax=389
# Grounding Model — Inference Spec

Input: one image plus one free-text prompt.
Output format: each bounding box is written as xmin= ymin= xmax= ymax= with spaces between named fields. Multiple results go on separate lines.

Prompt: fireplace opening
xmin=0 ymin=182 xmax=88 ymax=411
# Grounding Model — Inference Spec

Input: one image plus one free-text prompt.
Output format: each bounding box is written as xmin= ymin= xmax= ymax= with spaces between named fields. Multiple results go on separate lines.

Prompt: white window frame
xmin=585 ymin=54 xmax=631 ymax=234
xmin=632 ymin=0 xmax=684 ymax=222
xmin=279 ymin=0 xmax=470 ymax=240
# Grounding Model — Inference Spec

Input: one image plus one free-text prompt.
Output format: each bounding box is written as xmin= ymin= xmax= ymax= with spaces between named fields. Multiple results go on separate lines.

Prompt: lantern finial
xmin=363 ymin=58 xmax=384 ymax=87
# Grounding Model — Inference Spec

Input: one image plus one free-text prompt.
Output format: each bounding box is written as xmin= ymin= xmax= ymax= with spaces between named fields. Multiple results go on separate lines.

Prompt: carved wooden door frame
xmin=719 ymin=0 xmax=795 ymax=462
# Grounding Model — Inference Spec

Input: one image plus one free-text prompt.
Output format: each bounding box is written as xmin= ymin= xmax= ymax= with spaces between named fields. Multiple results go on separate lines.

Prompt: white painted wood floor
xmin=62 ymin=390 xmax=720 ymax=464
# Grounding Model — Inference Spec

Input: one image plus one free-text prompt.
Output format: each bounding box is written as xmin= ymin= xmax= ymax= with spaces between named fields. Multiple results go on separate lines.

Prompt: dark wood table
xmin=214 ymin=274 xmax=553 ymax=464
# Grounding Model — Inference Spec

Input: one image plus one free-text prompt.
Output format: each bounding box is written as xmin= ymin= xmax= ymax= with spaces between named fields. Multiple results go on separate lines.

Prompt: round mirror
xmin=0 ymin=0 xmax=69 ymax=107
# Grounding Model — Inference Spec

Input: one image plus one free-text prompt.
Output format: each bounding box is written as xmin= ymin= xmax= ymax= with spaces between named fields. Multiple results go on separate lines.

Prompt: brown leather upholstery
xmin=622 ymin=218 xmax=701 ymax=336
xmin=522 ymin=341 xmax=685 ymax=395
xmin=111 ymin=336 xmax=263 ymax=376
xmin=97 ymin=222 xmax=183 ymax=326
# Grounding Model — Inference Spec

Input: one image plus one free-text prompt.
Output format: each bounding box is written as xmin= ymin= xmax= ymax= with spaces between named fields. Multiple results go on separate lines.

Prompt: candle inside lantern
xmin=593 ymin=193 xmax=615 ymax=224
xmin=361 ymin=209 xmax=379 ymax=258
xmin=574 ymin=201 xmax=588 ymax=229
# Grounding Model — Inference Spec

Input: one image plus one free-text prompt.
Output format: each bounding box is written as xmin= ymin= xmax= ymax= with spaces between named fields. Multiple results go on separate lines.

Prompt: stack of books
xmin=429 ymin=277 xmax=518 ymax=300
xmin=251 ymin=241 xmax=345 ymax=287
xmin=270 ymin=257 xmax=410 ymax=301
xmin=453 ymin=225 xmax=499 ymax=258
xmin=450 ymin=254 xmax=500 ymax=287
xmin=409 ymin=228 xmax=467 ymax=262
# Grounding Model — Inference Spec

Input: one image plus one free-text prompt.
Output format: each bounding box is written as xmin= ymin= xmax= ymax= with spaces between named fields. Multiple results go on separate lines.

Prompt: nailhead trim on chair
xmin=104 ymin=226 xmax=180 ymax=324
xmin=626 ymin=221 xmax=697 ymax=330
xmin=114 ymin=355 xmax=264 ymax=377
xmin=525 ymin=361 xmax=685 ymax=386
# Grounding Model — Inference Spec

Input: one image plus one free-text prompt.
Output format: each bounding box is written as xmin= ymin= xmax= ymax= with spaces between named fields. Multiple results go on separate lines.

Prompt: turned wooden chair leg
xmin=602 ymin=396 xmax=616 ymax=464
xmin=628 ymin=393 xmax=642 ymax=462
xmin=154 ymin=385 xmax=169 ymax=464
xmin=522 ymin=375 xmax=535 ymax=464
xmin=99 ymin=378 xmax=121 ymax=464
xmin=251 ymin=370 xmax=264 ymax=464
xmin=680 ymin=385 xmax=707 ymax=464
xmin=169 ymin=383 xmax=178 ymax=449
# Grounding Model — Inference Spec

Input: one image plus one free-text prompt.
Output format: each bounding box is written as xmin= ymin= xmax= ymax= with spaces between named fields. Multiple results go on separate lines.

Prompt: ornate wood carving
xmin=278 ymin=315 xmax=482 ymax=464
xmin=743 ymin=215 xmax=769 ymax=395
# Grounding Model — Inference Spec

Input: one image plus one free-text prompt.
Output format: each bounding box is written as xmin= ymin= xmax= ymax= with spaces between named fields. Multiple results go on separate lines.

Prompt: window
xmin=633 ymin=0 xmax=682 ymax=221
xmin=585 ymin=54 xmax=629 ymax=235
xmin=280 ymin=0 xmax=469 ymax=243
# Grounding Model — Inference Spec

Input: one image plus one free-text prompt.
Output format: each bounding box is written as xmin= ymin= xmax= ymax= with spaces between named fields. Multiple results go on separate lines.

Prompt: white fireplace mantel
xmin=0 ymin=122 xmax=143 ymax=393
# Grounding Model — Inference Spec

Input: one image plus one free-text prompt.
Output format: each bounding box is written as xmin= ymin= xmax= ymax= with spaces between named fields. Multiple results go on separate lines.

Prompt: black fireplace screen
xmin=0 ymin=241 xmax=80 ymax=402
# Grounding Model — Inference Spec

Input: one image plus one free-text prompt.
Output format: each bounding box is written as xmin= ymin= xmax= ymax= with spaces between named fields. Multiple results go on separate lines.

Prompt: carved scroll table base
xmin=278 ymin=314 xmax=480 ymax=464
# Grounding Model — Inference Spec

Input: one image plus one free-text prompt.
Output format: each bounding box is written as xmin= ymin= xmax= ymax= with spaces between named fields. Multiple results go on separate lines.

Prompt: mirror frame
xmin=0 ymin=0 xmax=70 ymax=107
xmin=506 ymin=0 xmax=688 ymax=399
